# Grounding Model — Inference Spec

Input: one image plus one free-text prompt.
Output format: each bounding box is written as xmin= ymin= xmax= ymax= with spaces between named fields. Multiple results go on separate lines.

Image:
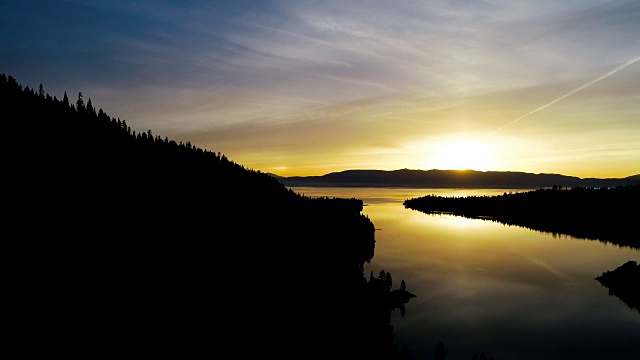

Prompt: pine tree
xmin=384 ymin=271 xmax=392 ymax=292
xmin=87 ymin=98 xmax=94 ymax=115
xmin=76 ymin=92 xmax=84 ymax=111
xmin=435 ymin=342 xmax=445 ymax=360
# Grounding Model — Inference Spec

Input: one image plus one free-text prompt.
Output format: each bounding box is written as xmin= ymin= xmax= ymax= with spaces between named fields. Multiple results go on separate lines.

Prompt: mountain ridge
xmin=278 ymin=168 xmax=640 ymax=188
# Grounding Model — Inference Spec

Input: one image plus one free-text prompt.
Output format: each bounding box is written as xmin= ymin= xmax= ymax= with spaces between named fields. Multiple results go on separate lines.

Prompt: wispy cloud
xmin=494 ymin=55 xmax=640 ymax=132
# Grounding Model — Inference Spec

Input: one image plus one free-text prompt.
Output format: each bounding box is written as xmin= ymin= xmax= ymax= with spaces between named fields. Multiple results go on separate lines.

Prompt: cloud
xmin=495 ymin=55 xmax=640 ymax=132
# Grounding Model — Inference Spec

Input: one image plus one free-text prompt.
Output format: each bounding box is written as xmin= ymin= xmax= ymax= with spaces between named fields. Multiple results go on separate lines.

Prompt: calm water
xmin=291 ymin=187 xmax=640 ymax=360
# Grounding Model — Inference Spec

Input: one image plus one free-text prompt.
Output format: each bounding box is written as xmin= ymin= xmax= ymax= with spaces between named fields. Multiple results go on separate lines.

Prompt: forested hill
xmin=280 ymin=169 xmax=639 ymax=188
xmin=2 ymin=73 xmax=413 ymax=359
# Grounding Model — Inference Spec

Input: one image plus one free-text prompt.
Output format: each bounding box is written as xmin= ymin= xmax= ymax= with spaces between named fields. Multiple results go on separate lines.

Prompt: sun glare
xmin=430 ymin=140 xmax=494 ymax=171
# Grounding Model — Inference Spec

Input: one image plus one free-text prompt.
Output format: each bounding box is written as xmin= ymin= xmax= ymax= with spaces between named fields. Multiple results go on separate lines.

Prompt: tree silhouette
xmin=435 ymin=342 xmax=446 ymax=360
xmin=86 ymin=98 xmax=95 ymax=116
xmin=76 ymin=91 xmax=84 ymax=111
xmin=385 ymin=271 xmax=393 ymax=292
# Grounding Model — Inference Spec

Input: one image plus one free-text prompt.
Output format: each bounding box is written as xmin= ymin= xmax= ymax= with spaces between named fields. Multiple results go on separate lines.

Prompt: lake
xmin=291 ymin=186 xmax=640 ymax=360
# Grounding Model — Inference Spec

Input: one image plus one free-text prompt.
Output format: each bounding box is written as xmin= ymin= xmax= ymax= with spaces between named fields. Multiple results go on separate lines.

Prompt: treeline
xmin=403 ymin=185 xmax=640 ymax=249
xmin=2 ymin=73 xmax=413 ymax=359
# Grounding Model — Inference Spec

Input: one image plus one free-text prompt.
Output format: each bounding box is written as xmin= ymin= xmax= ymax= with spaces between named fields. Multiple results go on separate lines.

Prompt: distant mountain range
xmin=276 ymin=169 xmax=640 ymax=189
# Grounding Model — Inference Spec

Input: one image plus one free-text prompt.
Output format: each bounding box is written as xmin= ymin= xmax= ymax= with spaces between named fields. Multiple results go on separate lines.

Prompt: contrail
xmin=495 ymin=55 xmax=640 ymax=132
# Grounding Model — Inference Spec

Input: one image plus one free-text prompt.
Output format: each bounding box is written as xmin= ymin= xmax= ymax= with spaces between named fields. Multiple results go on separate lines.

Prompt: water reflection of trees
xmin=403 ymin=186 xmax=640 ymax=249
xmin=434 ymin=341 xmax=497 ymax=360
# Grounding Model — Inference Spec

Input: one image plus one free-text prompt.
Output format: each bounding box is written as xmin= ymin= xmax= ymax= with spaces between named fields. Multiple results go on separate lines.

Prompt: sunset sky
xmin=2 ymin=1 xmax=639 ymax=178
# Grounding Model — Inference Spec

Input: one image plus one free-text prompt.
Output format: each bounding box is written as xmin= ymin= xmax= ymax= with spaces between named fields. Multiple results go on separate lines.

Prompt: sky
xmin=1 ymin=0 xmax=639 ymax=178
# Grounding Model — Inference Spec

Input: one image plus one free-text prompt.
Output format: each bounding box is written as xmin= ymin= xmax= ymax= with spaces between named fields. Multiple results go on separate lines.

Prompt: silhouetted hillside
xmin=403 ymin=186 xmax=640 ymax=249
xmin=2 ymin=73 xmax=413 ymax=359
xmin=281 ymin=169 xmax=639 ymax=188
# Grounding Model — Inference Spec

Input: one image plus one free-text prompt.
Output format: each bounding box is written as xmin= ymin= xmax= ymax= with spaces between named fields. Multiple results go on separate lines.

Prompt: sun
xmin=430 ymin=140 xmax=494 ymax=171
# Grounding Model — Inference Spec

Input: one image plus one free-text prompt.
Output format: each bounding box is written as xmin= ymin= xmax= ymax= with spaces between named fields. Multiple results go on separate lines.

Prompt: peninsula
xmin=403 ymin=186 xmax=640 ymax=249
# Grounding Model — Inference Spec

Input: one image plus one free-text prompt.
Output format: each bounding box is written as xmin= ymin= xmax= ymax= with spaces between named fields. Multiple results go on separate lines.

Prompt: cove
xmin=291 ymin=186 xmax=640 ymax=360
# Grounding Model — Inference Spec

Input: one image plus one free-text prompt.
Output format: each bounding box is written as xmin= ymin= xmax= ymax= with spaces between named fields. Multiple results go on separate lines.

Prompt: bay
xmin=290 ymin=186 xmax=640 ymax=360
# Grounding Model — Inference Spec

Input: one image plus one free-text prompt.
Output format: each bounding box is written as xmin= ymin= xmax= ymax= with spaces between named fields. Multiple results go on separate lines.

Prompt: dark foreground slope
xmin=3 ymin=74 xmax=413 ymax=359
xmin=403 ymin=186 xmax=640 ymax=249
